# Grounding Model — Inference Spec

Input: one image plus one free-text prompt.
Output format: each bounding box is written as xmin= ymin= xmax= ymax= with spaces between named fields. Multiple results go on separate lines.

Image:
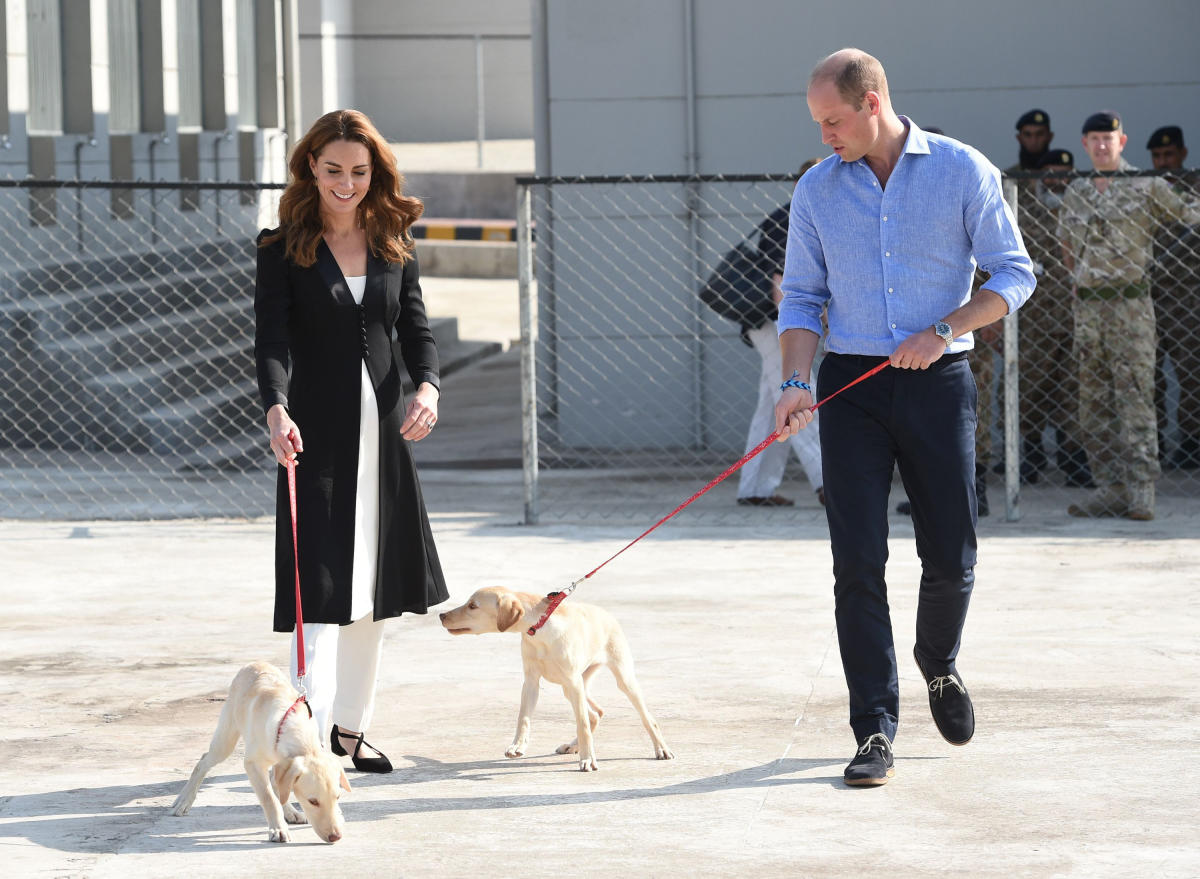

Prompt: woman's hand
xmin=401 ymin=382 xmax=441 ymax=441
xmin=266 ymin=404 xmax=303 ymax=464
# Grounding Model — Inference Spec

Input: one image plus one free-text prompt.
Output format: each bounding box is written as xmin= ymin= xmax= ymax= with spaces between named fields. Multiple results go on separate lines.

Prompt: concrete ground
xmin=4 ymin=271 xmax=1200 ymax=876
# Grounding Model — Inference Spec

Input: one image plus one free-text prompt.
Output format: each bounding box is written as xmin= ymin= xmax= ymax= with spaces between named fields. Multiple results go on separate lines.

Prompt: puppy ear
xmin=278 ymin=756 xmax=304 ymax=794
xmin=497 ymin=593 xmax=523 ymax=632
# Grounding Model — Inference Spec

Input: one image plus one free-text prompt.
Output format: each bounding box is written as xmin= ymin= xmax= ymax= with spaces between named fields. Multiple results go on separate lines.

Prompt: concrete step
xmin=417 ymin=240 xmax=517 ymax=278
xmin=0 ymin=268 xmax=247 ymax=339
xmin=127 ymin=380 xmax=260 ymax=455
xmin=175 ymin=336 xmax=506 ymax=472
xmin=41 ymin=300 xmax=253 ymax=373
xmin=0 ymin=240 xmax=251 ymax=296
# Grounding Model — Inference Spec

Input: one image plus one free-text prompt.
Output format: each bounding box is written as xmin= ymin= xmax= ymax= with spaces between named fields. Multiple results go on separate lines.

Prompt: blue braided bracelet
xmin=779 ymin=370 xmax=812 ymax=393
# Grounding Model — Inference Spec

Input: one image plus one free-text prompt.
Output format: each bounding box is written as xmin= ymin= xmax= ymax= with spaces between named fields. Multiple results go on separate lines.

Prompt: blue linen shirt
xmin=778 ymin=119 xmax=1035 ymax=355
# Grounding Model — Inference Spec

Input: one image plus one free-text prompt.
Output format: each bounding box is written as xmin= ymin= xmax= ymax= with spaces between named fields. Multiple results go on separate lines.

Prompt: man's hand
xmin=774 ymin=387 xmax=815 ymax=441
xmin=890 ymin=328 xmax=948 ymax=370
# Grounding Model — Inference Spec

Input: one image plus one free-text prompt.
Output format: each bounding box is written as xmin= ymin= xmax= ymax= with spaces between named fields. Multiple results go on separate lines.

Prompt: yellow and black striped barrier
xmin=412 ymin=219 xmax=517 ymax=242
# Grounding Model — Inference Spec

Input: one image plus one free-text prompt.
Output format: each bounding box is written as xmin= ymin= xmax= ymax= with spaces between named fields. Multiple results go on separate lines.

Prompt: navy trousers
xmin=817 ymin=352 xmax=979 ymax=743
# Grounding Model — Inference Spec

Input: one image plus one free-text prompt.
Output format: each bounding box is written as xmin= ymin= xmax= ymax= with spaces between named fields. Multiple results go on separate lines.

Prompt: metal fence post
xmin=475 ymin=35 xmax=486 ymax=169
xmin=517 ymin=182 xmax=539 ymax=524
xmin=1002 ymin=177 xmax=1021 ymax=521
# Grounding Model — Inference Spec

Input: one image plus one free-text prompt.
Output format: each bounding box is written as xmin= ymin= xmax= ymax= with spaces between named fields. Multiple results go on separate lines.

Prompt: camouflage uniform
xmin=1058 ymin=159 xmax=1200 ymax=516
xmin=1012 ymin=172 xmax=1087 ymax=476
xmin=1149 ymin=170 xmax=1200 ymax=467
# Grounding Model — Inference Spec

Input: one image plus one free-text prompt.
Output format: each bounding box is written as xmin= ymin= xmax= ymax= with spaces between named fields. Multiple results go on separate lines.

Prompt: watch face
xmin=935 ymin=322 xmax=953 ymax=343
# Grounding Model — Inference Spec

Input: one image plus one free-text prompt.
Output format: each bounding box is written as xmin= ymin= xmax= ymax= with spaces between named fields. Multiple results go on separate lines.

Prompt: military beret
xmin=1082 ymin=111 xmax=1122 ymax=134
xmin=1037 ymin=149 xmax=1074 ymax=169
xmin=1015 ymin=109 xmax=1051 ymax=129
xmin=1146 ymin=125 xmax=1185 ymax=150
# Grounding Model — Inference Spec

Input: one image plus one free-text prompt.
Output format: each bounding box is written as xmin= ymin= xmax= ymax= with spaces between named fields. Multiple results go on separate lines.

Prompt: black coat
xmin=254 ymin=230 xmax=449 ymax=632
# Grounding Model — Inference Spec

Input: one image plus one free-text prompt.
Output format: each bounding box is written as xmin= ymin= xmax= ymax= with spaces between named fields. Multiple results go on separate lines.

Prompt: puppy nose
xmin=327 ymin=830 xmax=341 ymax=843
xmin=439 ymin=612 xmax=447 ymax=621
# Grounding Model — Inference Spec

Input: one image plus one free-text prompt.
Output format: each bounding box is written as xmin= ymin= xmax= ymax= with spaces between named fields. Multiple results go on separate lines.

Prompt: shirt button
xmin=883 ymin=216 xmax=888 ymax=221
xmin=891 ymin=322 xmax=897 ymax=329
xmin=885 ymin=251 xmax=891 ymax=257
xmin=888 ymin=287 xmax=894 ymax=293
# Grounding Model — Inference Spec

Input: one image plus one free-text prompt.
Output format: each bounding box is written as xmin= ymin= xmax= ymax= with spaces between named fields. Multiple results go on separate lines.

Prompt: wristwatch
xmin=932 ymin=321 xmax=954 ymax=347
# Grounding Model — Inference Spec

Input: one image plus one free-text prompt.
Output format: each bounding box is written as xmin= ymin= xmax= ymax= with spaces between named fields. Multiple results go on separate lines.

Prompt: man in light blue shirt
xmin=773 ymin=49 xmax=1035 ymax=787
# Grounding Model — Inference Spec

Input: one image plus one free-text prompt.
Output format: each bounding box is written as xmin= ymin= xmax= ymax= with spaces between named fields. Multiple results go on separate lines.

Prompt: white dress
xmin=345 ymin=275 xmax=379 ymax=621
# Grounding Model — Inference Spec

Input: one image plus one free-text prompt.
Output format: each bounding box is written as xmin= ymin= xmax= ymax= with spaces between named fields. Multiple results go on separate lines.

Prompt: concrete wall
xmin=298 ymin=0 xmax=532 ymax=142
xmin=535 ymin=0 xmax=1200 ymax=175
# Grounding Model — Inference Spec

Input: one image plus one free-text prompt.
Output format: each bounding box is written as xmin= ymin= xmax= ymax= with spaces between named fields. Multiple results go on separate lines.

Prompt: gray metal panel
xmin=482 ymin=37 xmax=533 ymax=139
xmin=26 ymin=0 xmax=63 ymax=135
xmin=352 ymin=0 xmax=529 ymax=34
xmin=177 ymin=0 xmax=202 ymax=128
xmin=108 ymin=0 xmax=141 ymax=134
xmin=544 ymin=1 xmax=682 ymax=100
xmin=27 ymin=135 xmax=57 ymax=224
xmin=235 ymin=0 xmax=256 ymax=127
xmin=254 ymin=0 xmax=280 ymax=129
xmin=551 ymin=219 xmax=692 ymax=341
xmin=556 ymin=335 xmax=695 ymax=449
xmin=139 ymin=0 xmax=166 ymax=132
xmin=109 ymin=134 xmax=134 ymax=218
xmin=199 ymin=0 xmax=226 ymax=130
xmin=700 ymin=334 xmax=760 ymax=453
xmin=0 ymin=9 xmax=8 ymax=134
xmin=536 ymin=0 xmax=1200 ymax=176
xmin=549 ymin=98 xmax=686 ymax=176
xmin=60 ymin=0 xmax=93 ymax=134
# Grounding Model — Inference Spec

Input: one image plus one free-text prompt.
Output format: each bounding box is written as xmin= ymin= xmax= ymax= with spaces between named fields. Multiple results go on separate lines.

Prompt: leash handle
xmin=524 ymin=359 xmax=891 ymax=636
xmin=286 ymin=458 xmax=307 ymax=688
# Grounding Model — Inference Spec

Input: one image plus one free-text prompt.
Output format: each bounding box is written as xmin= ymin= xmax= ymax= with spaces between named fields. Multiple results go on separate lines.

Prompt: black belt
xmin=1077 ymin=282 xmax=1148 ymax=301
xmin=827 ymin=351 xmax=969 ymax=365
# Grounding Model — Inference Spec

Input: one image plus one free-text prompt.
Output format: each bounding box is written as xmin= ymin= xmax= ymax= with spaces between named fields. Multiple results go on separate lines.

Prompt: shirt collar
xmin=839 ymin=116 xmax=928 ymax=167
xmin=899 ymin=117 xmax=931 ymax=156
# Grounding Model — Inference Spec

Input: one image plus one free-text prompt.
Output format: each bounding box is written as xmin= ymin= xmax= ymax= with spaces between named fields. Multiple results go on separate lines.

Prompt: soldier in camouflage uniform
xmin=1008 ymin=148 xmax=1093 ymax=486
xmin=966 ymin=111 xmax=1054 ymax=503
xmin=1058 ymin=111 xmax=1200 ymax=520
xmin=1145 ymin=126 xmax=1200 ymax=470
xmin=989 ymin=111 xmax=1089 ymax=486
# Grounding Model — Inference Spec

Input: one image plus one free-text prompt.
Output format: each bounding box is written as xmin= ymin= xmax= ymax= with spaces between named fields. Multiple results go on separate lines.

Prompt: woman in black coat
xmin=254 ymin=109 xmax=448 ymax=773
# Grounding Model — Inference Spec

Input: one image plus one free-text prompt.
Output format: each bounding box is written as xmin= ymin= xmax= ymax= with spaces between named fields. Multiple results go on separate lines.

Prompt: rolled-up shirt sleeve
xmin=968 ymin=161 xmax=1036 ymax=313
xmin=777 ymin=182 xmax=830 ymax=336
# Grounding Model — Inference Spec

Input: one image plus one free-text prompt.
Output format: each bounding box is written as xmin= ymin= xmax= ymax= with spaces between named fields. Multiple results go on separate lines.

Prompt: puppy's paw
xmin=268 ymin=827 xmax=291 ymax=843
xmin=577 ymin=752 xmax=598 ymax=771
xmin=283 ymin=804 xmax=307 ymax=824
xmin=169 ymin=801 xmax=190 ymax=817
xmin=556 ymin=738 xmax=579 ymax=755
xmin=504 ymin=743 xmax=526 ymax=758
xmin=655 ymin=744 xmax=675 ymax=760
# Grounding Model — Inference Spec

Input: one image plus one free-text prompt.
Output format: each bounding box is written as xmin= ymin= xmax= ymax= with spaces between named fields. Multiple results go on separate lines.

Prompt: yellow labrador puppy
xmin=440 ymin=586 xmax=674 ymax=771
xmin=170 ymin=661 xmax=351 ymax=843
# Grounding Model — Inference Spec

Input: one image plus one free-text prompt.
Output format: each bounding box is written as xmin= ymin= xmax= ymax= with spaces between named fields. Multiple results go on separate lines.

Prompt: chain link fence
xmin=4 ymin=172 xmax=1197 ymax=524
xmin=1 ymin=180 xmax=283 ymax=518
xmin=516 ymin=171 xmax=1200 ymax=523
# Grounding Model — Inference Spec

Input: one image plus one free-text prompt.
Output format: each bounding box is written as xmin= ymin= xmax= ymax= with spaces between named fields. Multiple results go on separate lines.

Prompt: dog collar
xmin=275 ymin=695 xmax=312 ymax=747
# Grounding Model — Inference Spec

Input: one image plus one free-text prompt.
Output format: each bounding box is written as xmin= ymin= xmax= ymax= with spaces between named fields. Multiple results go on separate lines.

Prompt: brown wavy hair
xmin=260 ymin=109 xmax=423 ymax=266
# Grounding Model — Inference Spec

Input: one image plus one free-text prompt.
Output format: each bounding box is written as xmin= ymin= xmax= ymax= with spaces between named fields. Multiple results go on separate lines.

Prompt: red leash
xmin=286 ymin=457 xmax=308 ymax=690
xmin=526 ymin=359 xmax=891 ymax=635
xmin=276 ymin=457 xmax=311 ymax=746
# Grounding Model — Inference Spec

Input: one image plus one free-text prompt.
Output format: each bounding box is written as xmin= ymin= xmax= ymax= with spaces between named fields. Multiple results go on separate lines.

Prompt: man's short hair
xmin=811 ymin=49 xmax=888 ymax=110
